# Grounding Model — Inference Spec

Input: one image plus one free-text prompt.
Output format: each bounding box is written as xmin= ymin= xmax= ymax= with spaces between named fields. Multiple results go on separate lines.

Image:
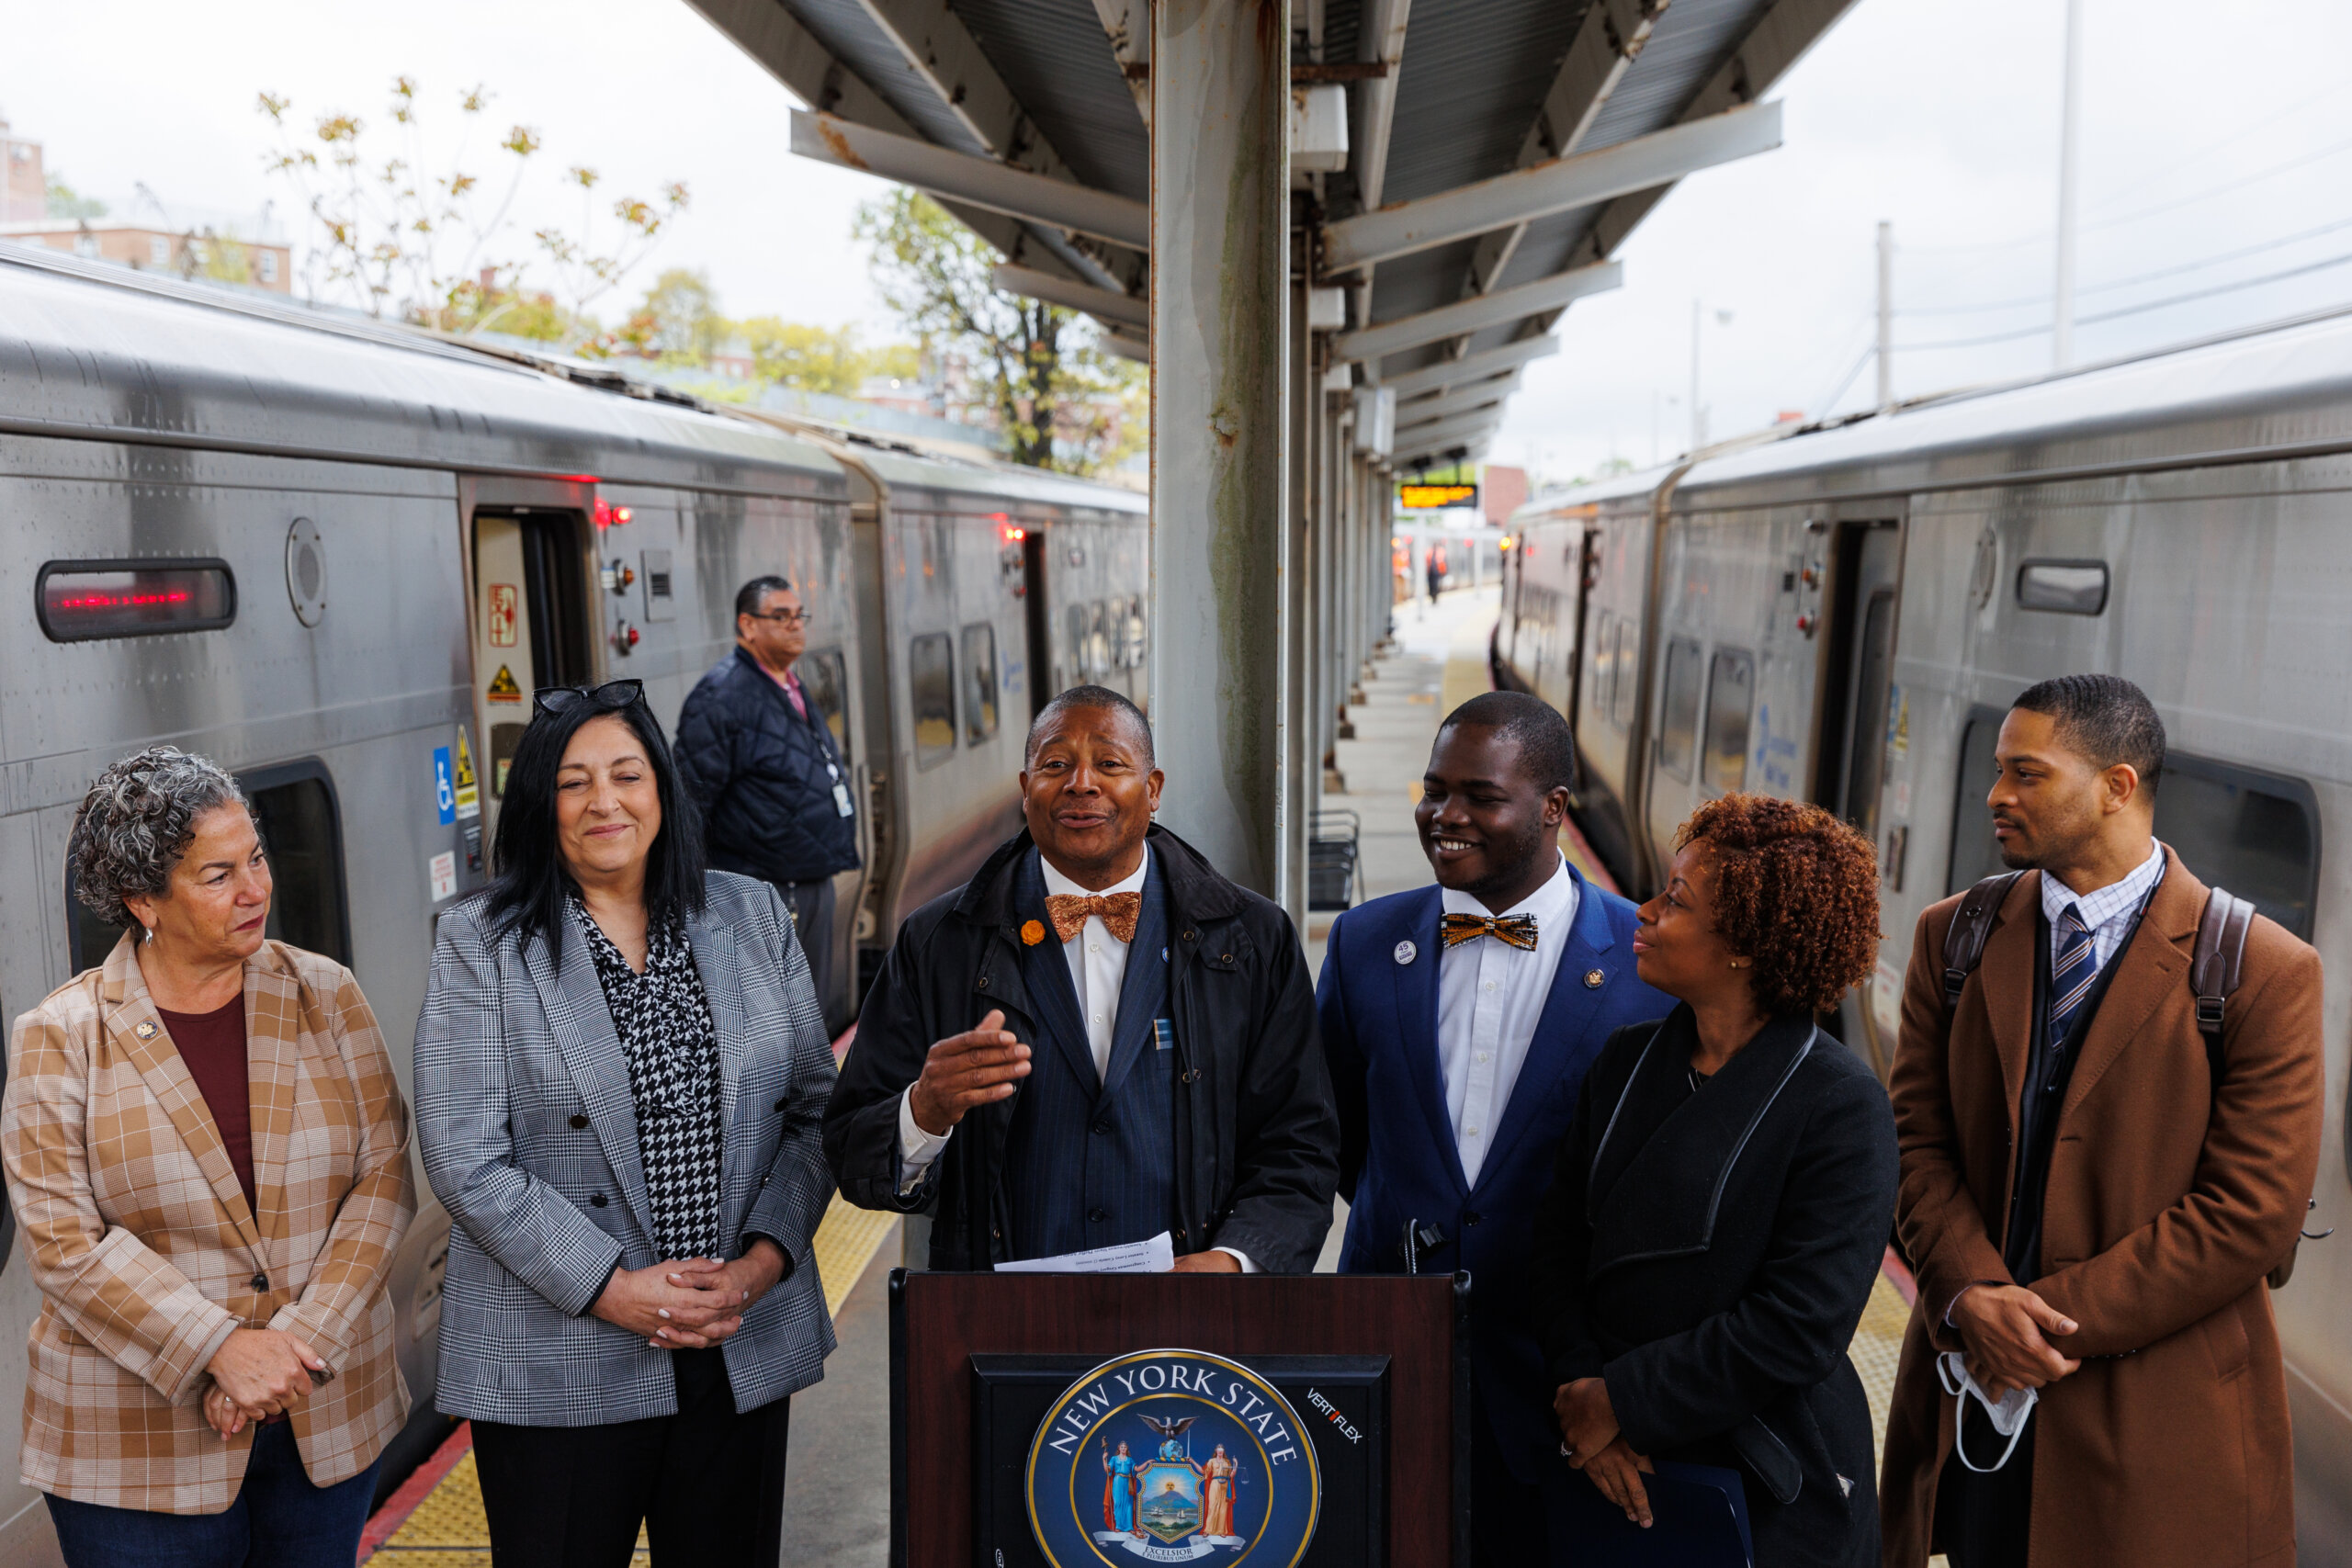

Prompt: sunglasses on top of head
xmin=531 ymin=679 xmax=647 ymax=719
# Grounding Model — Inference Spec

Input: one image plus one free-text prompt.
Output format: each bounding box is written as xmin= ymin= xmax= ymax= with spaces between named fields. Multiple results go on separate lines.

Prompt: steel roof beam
xmin=793 ymin=112 xmax=1148 ymax=251
xmin=1351 ymin=0 xmax=1415 ymax=211
xmin=685 ymin=0 xmax=1120 ymax=296
xmin=1326 ymin=102 xmax=1779 ymax=274
xmin=1390 ymin=407 xmax=1506 ymax=450
xmin=1379 ymin=335 xmax=1560 ymax=399
xmin=1396 ymin=373 xmax=1521 ymax=425
xmin=992 ymin=264 xmax=1149 ymax=331
xmin=1333 ymin=261 xmax=1622 ymax=364
xmin=1088 ymin=0 xmax=1151 ymax=127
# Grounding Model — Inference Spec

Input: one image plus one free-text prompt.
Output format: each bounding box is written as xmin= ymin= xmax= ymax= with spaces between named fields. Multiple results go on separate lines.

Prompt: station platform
xmin=358 ymin=585 xmax=1922 ymax=1564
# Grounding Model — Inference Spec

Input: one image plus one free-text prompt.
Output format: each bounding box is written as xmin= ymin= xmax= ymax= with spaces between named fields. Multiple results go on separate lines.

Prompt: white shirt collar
xmin=1040 ymin=847 xmax=1150 ymax=902
xmin=1440 ymin=850 xmax=1576 ymax=929
xmin=2039 ymin=840 xmax=2165 ymax=931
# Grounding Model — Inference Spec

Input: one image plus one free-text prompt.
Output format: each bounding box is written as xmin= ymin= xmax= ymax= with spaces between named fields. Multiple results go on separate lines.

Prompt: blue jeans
xmin=45 ymin=1418 xmax=381 ymax=1568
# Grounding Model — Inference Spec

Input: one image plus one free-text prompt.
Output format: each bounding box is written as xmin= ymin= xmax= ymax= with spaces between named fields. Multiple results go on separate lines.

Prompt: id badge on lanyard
xmin=826 ymin=756 xmax=854 ymax=818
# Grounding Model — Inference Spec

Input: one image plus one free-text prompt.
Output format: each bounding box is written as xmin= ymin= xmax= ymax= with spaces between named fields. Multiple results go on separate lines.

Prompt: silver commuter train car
xmin=0 ymin=242 xmax=1144 ymax=1558
xmin=1494 ymin=304 xmax=2352 ymax=1562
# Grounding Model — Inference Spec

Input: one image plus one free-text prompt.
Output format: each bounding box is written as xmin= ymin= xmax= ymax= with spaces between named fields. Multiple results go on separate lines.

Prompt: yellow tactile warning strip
xmin=361 ymin=1194 xmax=901 ymax=1561
xmin=1850 ymin=1265 xmax=1913 ymax=1472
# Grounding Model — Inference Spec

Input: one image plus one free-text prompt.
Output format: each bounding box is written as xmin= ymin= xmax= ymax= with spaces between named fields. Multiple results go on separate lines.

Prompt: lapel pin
xmin=134 ymin=1020 xmax=159 ymax=1040
xmin=1394 ymin=940 xmax=1418 ymax=965
xmin=1584 ymin=969 xmax=1605 ymax=988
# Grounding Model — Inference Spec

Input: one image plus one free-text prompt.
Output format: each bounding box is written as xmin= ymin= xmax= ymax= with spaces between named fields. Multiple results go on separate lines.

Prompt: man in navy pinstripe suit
xmin=1319 ymin=693 xmax=1668 ymax=1565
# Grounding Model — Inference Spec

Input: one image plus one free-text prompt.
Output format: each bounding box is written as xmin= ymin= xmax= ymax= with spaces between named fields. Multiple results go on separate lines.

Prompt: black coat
xmin=822 ymin=825 xmax=1340 ymax=1273
xmin=673 ymin=647 xmax=859 ymax=885
xmin=1531 ymin=1010 xmax=1899 ymax=1568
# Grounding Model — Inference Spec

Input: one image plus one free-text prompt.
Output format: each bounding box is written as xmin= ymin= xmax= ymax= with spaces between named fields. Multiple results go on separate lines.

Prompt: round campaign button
xmin=1393 ymin=940 xmax=1417 ymax=965
xmin=1027 ymin=1348 xmax=1320 ymax=1566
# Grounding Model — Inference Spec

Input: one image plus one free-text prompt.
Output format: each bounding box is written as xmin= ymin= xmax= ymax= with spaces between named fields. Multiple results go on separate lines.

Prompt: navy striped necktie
xmin=2049 ymin=904 xmax=2098 ymax=1042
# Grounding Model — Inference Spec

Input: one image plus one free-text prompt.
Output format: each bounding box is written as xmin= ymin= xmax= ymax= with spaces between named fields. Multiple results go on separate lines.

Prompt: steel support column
xmin=1148 ymin=0 xmax=1291 ymax=896
xmin=1280 ymin=272 xmax=1314 ymax=923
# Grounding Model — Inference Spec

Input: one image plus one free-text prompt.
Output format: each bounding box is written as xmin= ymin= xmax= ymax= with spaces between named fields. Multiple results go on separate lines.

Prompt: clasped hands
xmin=201 ymin=1327 xmax=328 ymax=1439
xmin=1554 ymin=1376 xmax=1656 ymax=1529
xmin=590 ymin=1238 xmax=789 ymax=1349
xmin=1949 ymin=1281 xmax=2081 ymax=1400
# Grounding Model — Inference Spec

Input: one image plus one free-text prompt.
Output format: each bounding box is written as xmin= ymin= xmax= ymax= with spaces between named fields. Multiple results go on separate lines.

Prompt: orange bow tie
xmin=1044 ymin=891 xmax=1143 ymax=944
xmin=1441 ymin=911 xmax=1539 ymax=951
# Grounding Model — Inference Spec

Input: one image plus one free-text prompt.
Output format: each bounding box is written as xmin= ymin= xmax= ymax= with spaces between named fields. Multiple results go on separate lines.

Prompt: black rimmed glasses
xmin=744 ymin=607 xmax=812 ymax=627
xmin=532 ymin=679 xmax=647 ymax=718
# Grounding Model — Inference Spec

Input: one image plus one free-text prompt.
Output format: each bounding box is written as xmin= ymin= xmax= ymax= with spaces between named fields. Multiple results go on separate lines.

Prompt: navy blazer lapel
xmin=1387 ymin=886 xmax=1466 ymax=1195
xmin=1479 ymin=863 xmax=1613 ymax=1184
xmin=1098 ymin=861 xmax=1170 ymax=1102
xmin=1012 ymin=854 xmax=1099 ymax=1093
xmin=528 ymin=926 xmax=658 ymax=1245
xmin=684 ymin=907 xmax=747 ymax=1148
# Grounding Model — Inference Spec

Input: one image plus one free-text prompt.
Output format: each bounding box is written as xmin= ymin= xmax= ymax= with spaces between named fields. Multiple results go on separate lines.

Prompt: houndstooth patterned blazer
xmin=3 ymin=936 xmax=416 ymax=1513
xmin=414 ymin=871 xmax=837 ymax=1427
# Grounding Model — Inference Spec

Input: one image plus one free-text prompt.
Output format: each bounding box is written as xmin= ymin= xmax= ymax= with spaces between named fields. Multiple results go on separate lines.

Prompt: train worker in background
xmin=1880 ymin=675 xmax=2324 ymax=1568
xmin=1317 ymin=693 xmax=1668 ymax=1566
xmin=1426 ymin=541 xmax=1449 ymax=601
xmin=414 ymin=680 xmax=838 ymax=1566
xmin=1533 ymin=796 xmax=1896 ymax=1567
xmin=674 ymin=574 xmax=859 ymax=1016
xmin=823 ymin=684 xmax=1340 ymax=1274
xmin=4 ymin=748 xmax=415 ymax=1567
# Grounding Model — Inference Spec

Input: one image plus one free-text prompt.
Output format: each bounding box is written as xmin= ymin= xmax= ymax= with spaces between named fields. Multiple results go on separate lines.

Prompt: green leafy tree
xmin=735 ymin=318 xmax=864 ymax=392
xmin=256 ymin=76 xmax=686 ymax=345
xmin=854 ymin=188 xmax=1143 ymax=474
xmin=636 ymin=267 xmax=724 ymax=362
xmin=43 ymin=175 xmax=107 ymax=220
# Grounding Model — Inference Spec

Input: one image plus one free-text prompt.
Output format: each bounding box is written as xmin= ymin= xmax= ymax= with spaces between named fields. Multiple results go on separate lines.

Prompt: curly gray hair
xmin=67 ymin=748 xmax=254 ymax=929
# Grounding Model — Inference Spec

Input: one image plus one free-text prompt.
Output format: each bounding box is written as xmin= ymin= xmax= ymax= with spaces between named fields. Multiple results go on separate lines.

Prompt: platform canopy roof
xmin=689 ymin=0 xmax=1859 ymax=471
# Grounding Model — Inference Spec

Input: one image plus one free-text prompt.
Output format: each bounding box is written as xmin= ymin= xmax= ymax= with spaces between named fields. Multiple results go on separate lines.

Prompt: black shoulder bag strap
xmin=1942 ymin=872 xmax=2025 ymax=1011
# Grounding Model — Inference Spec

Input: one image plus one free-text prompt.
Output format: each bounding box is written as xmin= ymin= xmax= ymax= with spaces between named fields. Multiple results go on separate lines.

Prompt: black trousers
xmin=1471 ymin=1400 xmax=1571 ymax=1567
xmin=471 ymin=1348 xmax=790 ymax=1568
xmin=773 ymin=876 xmax=837 ymax=1012
xmin=1934 ymin=1405 xmax=2033 ymax=1568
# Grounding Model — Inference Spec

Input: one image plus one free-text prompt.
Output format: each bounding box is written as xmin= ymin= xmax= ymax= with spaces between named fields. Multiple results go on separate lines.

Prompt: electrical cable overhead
xmin=1898 ymin=246 xmax=2352 ymax=351
xmin=1901 ymin=212 xmax=2352 ymax=317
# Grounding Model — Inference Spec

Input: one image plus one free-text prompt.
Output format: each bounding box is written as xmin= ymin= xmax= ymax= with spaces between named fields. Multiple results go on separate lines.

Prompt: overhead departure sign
xmin=1397 ymin=483 xmax=1478 ymax=510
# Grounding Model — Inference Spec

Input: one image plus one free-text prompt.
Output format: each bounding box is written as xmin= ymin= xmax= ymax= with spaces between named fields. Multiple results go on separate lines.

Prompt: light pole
xmin=2053 ymin=0 xmax=2084 ymax=368
xmin=1689 ymin=302 xmax=1732 ymax=453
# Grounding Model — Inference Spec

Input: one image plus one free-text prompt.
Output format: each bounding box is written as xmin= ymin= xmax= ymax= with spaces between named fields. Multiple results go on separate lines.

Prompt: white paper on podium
xmin=992 ymin=1231 xmax=1176 ymax=1274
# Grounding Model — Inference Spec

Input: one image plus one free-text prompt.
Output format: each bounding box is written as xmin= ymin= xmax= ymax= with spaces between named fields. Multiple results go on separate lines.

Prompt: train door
xmin=470 ymin=509 xmax=593 ymax=848
xmin=1023 ymin=528 xmax=1053 ymax=719
xmin=1811 ymin=521 xmax=1903 ymax=837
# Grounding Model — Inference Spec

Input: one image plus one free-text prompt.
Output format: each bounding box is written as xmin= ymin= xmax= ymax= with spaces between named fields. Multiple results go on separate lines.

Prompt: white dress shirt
xmin=2041 ymin=839 xmax=2165 ymax=974
xmin=1436 ymin=852 xmax=1578 ymax=1187
xmin=893 ymin=851 xmax=1250 ymax=1269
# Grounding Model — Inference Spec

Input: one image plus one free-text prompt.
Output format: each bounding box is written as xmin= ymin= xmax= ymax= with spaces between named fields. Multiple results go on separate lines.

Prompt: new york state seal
xmin=1027 ymin=1348 xmax=1319 ymax=1565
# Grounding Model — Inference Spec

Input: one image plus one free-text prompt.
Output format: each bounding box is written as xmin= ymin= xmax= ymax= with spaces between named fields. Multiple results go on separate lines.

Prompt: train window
xmin=1657 ymin=637 xmax=1703 ymax=782
xmin=1119 ymin=598 xmax=1147 ymax=669
xmin=799 ymin=647 xmax=852 ymax=756
xmin=1702 ymin=649 xmax=1754 ymax=793
xmin=64 ymin=761 xmax=350 ymax=972
xmin=961 ymin=623 xmax=1001 ymax=743
xmin=2016 ymin=559 xmax=2109 ymax=615
xmin=909 ymin=632 xmax=957 ymax=770
xmin=2155 ymin=755 xmax=2320 ymax=941
xmin=38 ymin=558 xmax=237 ymax=642
xmin=1947 ymin=706 xmax=2007 ymax=894
xmin=1066 ymin=604 xmax=1087 ymax=688
xmin=1610 ymin=619 xmax=1638 ymax=729
xmin=1087 ymin=602 xmax=1111 ymax=678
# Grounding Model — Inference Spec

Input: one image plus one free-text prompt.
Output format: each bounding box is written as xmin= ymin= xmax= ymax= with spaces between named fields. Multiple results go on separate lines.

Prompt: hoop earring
xmin=1727 ymin=958 xmax=1750 ymax=970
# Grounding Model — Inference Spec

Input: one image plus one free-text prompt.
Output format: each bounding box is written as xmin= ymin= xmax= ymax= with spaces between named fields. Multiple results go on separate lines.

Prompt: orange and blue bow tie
xmin=1440 ymin=911 xmax=1539 ymax=951
xmin=1044 ymin=891 xmax=1144 ymax=944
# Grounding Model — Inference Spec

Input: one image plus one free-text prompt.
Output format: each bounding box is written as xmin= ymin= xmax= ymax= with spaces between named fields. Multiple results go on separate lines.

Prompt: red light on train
xmin=38 ymin=562 xmax=237 ymax=642
xmin=1000 ymin=524 xmax=1026 ymax=543
xmin=592 ymin=499 xmax=635 ymax=528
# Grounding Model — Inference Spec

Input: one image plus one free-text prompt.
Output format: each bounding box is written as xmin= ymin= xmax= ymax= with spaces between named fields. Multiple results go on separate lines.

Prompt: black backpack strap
xmin=2192 ymin=886 xmax=2256 ymax=1084
xmin=1942 ymin=872 xmax=2025 ymax=1010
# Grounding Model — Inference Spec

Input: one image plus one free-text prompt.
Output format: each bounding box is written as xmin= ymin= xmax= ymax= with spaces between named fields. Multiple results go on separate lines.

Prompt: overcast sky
xmin=9 ymin=0 xmax=2352 ymax=485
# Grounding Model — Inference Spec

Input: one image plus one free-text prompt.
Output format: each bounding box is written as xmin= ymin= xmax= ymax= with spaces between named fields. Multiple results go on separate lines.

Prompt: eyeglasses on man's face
xmin=532 ymin=679 xmax=646 ymax=718
xmin=745 ymin=607 xmax=811 ymax=627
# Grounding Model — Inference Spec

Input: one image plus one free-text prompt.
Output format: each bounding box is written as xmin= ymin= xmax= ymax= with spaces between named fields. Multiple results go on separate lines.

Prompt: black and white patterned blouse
xmin=571 ymin=897 xmax=725 ymax=1262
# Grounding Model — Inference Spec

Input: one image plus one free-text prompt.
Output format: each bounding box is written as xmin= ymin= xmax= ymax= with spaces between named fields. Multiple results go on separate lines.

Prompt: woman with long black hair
xmin=413 ymin=681 xmax=838 ymax=1565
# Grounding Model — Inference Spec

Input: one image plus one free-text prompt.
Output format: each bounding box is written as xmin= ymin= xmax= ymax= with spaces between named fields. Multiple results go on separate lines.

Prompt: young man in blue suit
xmin=1318 ymin=692 xmax=1668 ymax=1565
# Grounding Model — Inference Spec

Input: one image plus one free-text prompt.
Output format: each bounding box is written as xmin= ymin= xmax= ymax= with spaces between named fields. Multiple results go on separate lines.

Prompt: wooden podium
xmin=889 ymin=1270 xmax=1468 ymax=1568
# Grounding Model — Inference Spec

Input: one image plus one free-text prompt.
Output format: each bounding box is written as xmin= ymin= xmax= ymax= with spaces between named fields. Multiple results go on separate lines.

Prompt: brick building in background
xmin=0 ymin=115 xmax=292 ymax=293
xmin=1482 ymin=465 xmax=1528 ymax=530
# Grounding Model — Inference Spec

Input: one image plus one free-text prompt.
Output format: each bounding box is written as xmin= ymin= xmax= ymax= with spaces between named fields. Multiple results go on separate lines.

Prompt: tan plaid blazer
xmin=3 ymin=934 xmax=414 ymax=1513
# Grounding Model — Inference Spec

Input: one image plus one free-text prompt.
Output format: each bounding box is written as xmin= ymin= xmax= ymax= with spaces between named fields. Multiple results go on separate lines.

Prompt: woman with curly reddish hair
xmin=1531 ymin=795 xmax=1898 ymax=1567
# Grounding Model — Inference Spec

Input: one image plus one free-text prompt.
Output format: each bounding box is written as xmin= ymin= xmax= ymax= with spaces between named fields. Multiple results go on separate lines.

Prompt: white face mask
xmin=1937 ymin=1351 xmax=2037 ymax=1473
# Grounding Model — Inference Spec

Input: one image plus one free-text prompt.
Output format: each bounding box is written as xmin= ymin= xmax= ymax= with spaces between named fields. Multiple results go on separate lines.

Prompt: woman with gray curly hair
xmin=2 ymin=747 xmax=413 ymax=1567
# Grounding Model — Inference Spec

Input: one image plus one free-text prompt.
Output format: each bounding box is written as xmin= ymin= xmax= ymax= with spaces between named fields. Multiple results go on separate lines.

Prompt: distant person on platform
xmin=823 ymin=684 xmax=1339 ymax=1273
xmin=1426 ymin=543 xmax=1449 ymax=602
xmin=675 ymin=575 xmax=858 ymax=1013
xmin=1880 ymin=675 xmax=2324 ymax=1568
xmin=1317 ymin=693 xmax=1668 ymax=1566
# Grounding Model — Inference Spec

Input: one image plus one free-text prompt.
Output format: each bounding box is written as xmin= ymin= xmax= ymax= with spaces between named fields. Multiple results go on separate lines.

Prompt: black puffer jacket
xmin=673 ymin=647 xmax=858 ymax=885
xmin=823 ymin=825 xmax=1340 ymax=1273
